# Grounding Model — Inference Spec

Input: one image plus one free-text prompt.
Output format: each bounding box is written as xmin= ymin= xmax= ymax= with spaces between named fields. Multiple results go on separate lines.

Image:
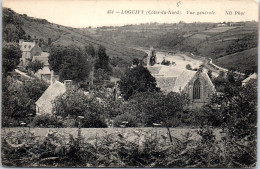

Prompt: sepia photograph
xmin=1 ymin=0 xmax=258 ymax=167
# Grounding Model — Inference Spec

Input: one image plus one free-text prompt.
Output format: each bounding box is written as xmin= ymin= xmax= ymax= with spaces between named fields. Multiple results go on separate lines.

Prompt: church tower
xmin=147 ymin=47 xmax=157 ymax=66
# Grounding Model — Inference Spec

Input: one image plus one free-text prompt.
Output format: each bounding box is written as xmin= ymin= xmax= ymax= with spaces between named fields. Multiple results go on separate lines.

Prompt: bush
xmin=161 ymin=59 xmax=171 ymax=66
xmin=113 ymin=112 xmax=140 ymax=127
xmin=62 ymin=116 xmax=76 ymax=128
xmin=2 ymin=117 xmax=20 ymax=127
xmin=53 ymin=89 xmax=107 ymax=128
xmin=82 ymin=112 xmax=107 ymax=128
xmin=31 ymin=114 xmax=62 ymax=127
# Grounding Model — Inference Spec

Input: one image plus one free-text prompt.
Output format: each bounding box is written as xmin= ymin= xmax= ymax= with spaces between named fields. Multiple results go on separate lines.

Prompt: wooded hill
xmin=2 ymin=8 xmax=146 ymax=63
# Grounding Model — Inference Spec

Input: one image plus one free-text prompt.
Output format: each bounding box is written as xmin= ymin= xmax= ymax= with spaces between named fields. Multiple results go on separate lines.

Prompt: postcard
xmin=2 ymin=0 xmax=258 ymax=167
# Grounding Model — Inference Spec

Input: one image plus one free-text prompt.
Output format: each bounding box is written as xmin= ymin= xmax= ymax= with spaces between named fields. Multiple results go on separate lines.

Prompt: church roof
xmin=156 ymin=76 xmax=177 ymax=92
xmin=36 ymin=81 xmax=66 ymax=114
xmin=147 ymin=65 xmax=213 ymax=92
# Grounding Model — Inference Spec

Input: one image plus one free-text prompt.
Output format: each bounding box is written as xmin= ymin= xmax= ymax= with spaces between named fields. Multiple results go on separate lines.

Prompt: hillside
xmin=3 ymin=8 xmax=258 ymax=72
xmin=2 ymin=8 xmax=146 ymax=63
xmin=94 ymin=22 xmax=258 ymax=72
xmin=214 ymin=48 xmax=258 ymax=72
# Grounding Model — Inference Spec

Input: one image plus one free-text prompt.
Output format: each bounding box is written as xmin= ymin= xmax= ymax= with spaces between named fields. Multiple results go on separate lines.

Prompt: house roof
xmin=36 ymin=66 xmax=51 ymax=75
xmin=147 ymin=65 xmax=214 ymax=92
xmin=32 ymin=52 xmax=50 ymax=66
xmin=242 ymin=73 xmax=257 ymax=83
xmin=36 ymin=81 xmax=66 ymax=114
xmin=20 ymin=42 xmax=36 ymax=52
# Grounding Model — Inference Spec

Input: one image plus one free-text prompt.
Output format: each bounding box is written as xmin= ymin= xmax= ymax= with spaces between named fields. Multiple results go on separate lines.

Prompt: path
xmin=15 ymin=69 xmax=32 ymax=79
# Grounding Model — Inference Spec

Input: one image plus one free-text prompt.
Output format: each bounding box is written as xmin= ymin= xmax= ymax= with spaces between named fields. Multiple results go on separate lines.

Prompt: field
xmin=2 ymin=127 xmax=224 ymax=144
xmin=214 ymin=47 xmax=258 ymax=71
xmin=202 ymin=26 xmax=237 ymax=33
xmin=190 ymin=34 xmax=210 ymax=40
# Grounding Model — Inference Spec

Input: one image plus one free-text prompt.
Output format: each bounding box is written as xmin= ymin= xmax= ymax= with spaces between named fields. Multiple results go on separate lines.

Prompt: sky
xmin=2 ymin=0 xmax=259 ymax=28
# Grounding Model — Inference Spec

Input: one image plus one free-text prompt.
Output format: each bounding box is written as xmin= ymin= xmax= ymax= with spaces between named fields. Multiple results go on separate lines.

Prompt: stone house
xmin=242 ymin=73 xmax=257 ymax=86
xmin=35 ymin=75 xmax=72 ymax=115
xmin=19 ymin=39 xmax=42 ymax=66
xmin=32 ymin=52 xmax=51 ymax=83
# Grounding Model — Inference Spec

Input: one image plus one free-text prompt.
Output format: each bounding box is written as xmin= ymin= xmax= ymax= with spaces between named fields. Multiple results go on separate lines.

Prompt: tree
xmin=218 ymin=71 xmax=225 ymax=78
xmin=26 ymin=60 xmax=44 ymax=73
xmin=59 ymin=54 xmax=91 ymax=83
xmin=49 ymin=45 xmax=66 ymax=73
xmin=94 ymin=68 xmax=110 ymax=84
xmin=186 ymin=64 xmax=192 ymax=70
xmin=205 ymin=79 xmax=257 ymax=166
xmin=85 ymin=44 xmax=95 ymax=57
xmin=161 ymin=59 xmax=171 ymax=66
xmin=198 ymin=65 xmax=204 ymax=72
xmin=3 ymin=24 xmax=19 ymax=42
xmin=132 ymin=58 xmax=140 ymax=66
xmin=2 ymin=77 xmax=48 ymax=127
xmin=119 ymin=65 xmax=159 ymax=100
xmin=95 ymin=45 xmax=111 ymax=72
xmin=48 ymin=38 xmax=52 ymax=46
xmin=23 ymin=79 xmax=48 ymax=102
xmin=3 ymin=8 xmax=26 ymax=42
xmin=130 ymin=91 xmax=189 ymax=142
xmin=227 ymin=71 xmax=235 ymax=83
xmin=49 ymin=45 xmax=91 ymax=83
xmin=2 ymin=42 xmax=21 ymax=76
xmin=52 ymin=89 xmax=107 ymax=128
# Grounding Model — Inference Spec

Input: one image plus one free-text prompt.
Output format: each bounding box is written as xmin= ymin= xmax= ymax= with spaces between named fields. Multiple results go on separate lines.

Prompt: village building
xmin=32 ymin=52 xmax=52 ymax=83
xmin=36 ymin=75 xmax=73 ymax=115
xmin=146 ymin=48 xmax=215 ymax=109
xmin=217 ymin=23 xmax=227 ymax=27
xmin=242 ymin=73 xmax=257 ymax=86
xmin=19 ymin=39 xmax=42 ymax=67
xmin=19 ymin=39 xmax=52 ymax=83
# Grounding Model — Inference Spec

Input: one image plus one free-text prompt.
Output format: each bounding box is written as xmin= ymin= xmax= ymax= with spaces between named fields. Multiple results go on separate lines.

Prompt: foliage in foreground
xmin=2 ymin=127 xmax=256 ymax=168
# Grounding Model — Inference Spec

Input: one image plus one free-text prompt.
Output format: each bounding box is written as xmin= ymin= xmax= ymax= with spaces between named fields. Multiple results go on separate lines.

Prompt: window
xmin=193 ymin=79 xmax=201 ymax=100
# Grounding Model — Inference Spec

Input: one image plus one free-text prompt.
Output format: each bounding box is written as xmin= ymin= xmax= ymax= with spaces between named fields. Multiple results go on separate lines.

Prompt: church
xmin=146 ymin=48 xmax=215 ymax=109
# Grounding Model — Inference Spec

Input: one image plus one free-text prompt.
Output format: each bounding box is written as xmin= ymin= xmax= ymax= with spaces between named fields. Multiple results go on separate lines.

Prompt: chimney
xmin=64 ymin=80 xmax=73 ymax=90
xmin=19 ymin=39 xmax=24 ymax=46
xmin=50 ymin=75 xmax=59 ymax=85
xmin=33 ymin=39 xmax=39 ymax=46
